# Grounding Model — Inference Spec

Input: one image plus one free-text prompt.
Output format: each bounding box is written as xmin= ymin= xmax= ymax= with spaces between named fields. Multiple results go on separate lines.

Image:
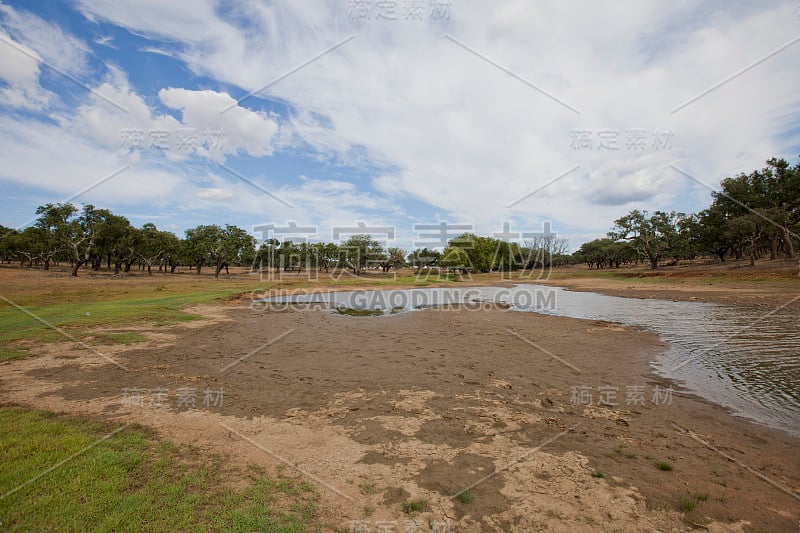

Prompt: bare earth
xmin=2 ymin=291 xmax=799 ymax=531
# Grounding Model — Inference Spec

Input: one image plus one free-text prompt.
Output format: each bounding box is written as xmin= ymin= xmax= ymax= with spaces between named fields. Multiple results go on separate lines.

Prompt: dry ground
xmin=0 ymin=262 xmax=799 ymax=531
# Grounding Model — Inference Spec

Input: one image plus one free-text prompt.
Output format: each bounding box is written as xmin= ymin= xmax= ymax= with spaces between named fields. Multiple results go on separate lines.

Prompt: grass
xmin=0 ymin=266 xmax=471 ymax=362
xmin=591 ymin=471 xmax=606 ymax=478
xmin=0 ymin=289 xmax=243 ymax=361
xmin=454 ymin=489 xmax=473 ymax=504
xmin=680 ymin=497 xmax=697 ymax=513
xmin=95 ymin=332 xmax=148 ymax=344
xmin=0 ymin=407 xmax=318 ymax=532
xmin=655 ymin=461 xmax=673 ymax=471
xmin=334 ymin=307 xmax=385 ymax=317
xmin=360 ymin=482 xmax=376 ymax=495
xmin=402 ymin=498 xmax=429 ymax=514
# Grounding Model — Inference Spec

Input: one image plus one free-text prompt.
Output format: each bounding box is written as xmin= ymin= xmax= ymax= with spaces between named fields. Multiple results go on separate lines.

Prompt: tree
xmin=94 ymin=211 xmax=135 ymax=274
xmin=313 ymin=242 xmax=340 ymax=273
xmin=727 ymin=213 xmax=766 ymax=266
xmin=0 ymin=226 xmax=18 ymax=263
xmin=33 ymin=203 xmax=73 ymax=270
xmin=340 ymin=234 xmax=382 ymax=274
xmin=407 ymin=248 xmax=441 ymax=269
xmin=714 ymin=158 xmax=799 ymax=259
xmin=445 ymin=233 xmax=501 ymax=273
xmin=184 ymin=224 xmax=255 ymax=278
xmin=377 ymin=247 xmax=406 ymax=273
xmin=65 ymin=204 xmax=105 ymax=277
xmin=692 ymin=206 xmax=732 ymax=262
xmin=9 ymin=227 xmax=39 ymax=267
xmin=139 ymin=223 xmax=180 ymax=275
xmin=610 ymin=210 xmax=680 ymax=269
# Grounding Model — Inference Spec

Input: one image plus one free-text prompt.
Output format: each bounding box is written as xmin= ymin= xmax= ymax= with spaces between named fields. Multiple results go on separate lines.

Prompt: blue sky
xmin=1 ymin=0 xmax=798 ymax=250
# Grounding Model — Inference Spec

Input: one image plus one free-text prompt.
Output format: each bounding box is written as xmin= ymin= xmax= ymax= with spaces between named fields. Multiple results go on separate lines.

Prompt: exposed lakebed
xmin=259 ymin=284 xmax=800 ymax=437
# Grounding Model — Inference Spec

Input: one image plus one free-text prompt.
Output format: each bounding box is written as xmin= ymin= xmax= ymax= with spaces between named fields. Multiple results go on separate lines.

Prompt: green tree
xmin=33 ymin=203 xmax=74 ymax=270
xmin=94 ymin=211 xmax=135 ymax=274
xmin=610 ymin=210 xmax=680 ymax=269
xmin=714 ymin=158 xmax=799 ymax=259
xmin=407 ymin=248 xmax=441 ymax=269
xmin=139 ymin=223 xmax=181 ymax=274
xmin=184 ymin=224 xmax=255 ymax=278
xmin=340 ymin=234 xmax=382 ymax=274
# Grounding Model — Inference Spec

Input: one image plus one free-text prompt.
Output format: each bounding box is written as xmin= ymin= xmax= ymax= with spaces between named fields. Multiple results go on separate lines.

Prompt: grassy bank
xmin=0 ymin=267 xmax=460 ymax=361
xmin=0 ymin=407 xmax=317 ymax=532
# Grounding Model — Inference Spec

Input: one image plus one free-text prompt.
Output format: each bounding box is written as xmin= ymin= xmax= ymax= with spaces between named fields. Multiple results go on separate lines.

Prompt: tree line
xmin=574 ymin=157 xmax=799 ymax=269
xmin=0 ymin=157 xmax=796 ymax=276
xmin=0 ymin=203 xmax=569 ymax=278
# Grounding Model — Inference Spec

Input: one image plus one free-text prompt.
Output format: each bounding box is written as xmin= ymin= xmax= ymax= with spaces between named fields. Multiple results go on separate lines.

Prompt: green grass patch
xmin=0 ymin=407 xmax=317 ymax=532
xmin=680 ymin=496 xmax=697 ymax=513
xmin=401 ymin=498 xmax=428 ymax=514
xmin=95 ymin=332 xmax=148 ymax=345
xmin=454 ymin=489 xmax=473 ymax=504
xmin=591 ymin=471 xmax=606 ymax=478
xmin=656 ymin=461 xmax=673 ymax=471
xmin=0 ymin=288 xmax=257 ymax=362
xmin=334 ymin=307 xmax=385 ymax=317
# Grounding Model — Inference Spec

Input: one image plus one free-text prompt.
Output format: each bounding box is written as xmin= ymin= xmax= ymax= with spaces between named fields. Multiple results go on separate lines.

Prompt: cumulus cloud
xmin=74 ymin=0 xmax=800 ymax=241
xmin=158 ymin=88 xmax=280 ymax=160
xmin=69 ymin=71 xmax=281 ymax=162
xmin=0 ymin=0 xmax=788 ymax=245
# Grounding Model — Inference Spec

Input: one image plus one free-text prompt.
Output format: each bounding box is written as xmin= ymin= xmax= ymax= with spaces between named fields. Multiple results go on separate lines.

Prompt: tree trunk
xmin=782 ymin=226 xmax=796 ymax=258
xmin=71 ymin=259 xmax=85 ymax=277
xmin=649 ymin=257 xmax=659 ymax=269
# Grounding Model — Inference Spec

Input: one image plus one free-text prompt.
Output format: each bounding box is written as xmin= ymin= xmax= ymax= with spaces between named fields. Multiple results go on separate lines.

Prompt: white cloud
xmin=197 ymin=187 xmax=234 ymax=201
xmin=159 ymin=88 xmax=280 ymax=160
xmin=0 ymin=3 xmax=89 ymax=76
xmin=69 ymin=71 xmax=281 ymax=162
xmin=0 ymin=30 xmax=53 ymax=109
xmin=36 ymin=0 xmax=800 ymax=244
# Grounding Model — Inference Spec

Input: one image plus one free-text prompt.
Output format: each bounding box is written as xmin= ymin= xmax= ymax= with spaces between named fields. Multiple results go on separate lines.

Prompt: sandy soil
xmin=2 ymin=298 xmax=798 ymax=531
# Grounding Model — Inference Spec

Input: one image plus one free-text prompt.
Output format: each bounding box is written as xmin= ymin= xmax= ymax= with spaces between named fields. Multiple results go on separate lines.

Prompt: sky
xmin=0 ymin=0 xmax=798 ymax=251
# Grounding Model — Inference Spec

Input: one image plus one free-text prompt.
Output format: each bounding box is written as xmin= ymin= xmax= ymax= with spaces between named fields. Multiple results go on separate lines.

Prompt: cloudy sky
xmin=1 ymin=0 xmax=798 ymax=249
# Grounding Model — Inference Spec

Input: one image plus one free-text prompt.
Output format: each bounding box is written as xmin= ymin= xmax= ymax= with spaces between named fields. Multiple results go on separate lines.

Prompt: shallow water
xmin=260 ymin=284 xmax=800 ymax=436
